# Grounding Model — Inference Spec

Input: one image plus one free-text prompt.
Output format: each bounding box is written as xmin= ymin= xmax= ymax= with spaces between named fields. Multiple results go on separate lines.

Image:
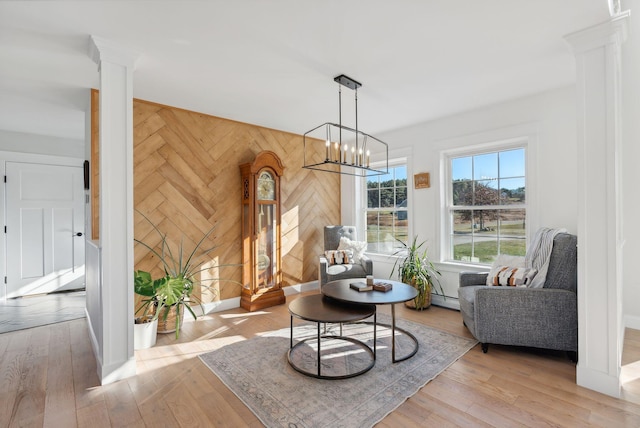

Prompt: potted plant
xmin=134 ymin=212 xmax=236 ymax=339
xmin=390 ymin=236 xmax=444 ymax=310
xmin=133 ymin=288 xmax=158 ymax=350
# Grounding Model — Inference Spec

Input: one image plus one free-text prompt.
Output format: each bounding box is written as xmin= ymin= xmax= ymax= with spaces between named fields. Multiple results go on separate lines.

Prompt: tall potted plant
xmin=134 ymin=212 xmax=236 ymax=339
xmin=390 ymin=236 xmax=444 ymax=310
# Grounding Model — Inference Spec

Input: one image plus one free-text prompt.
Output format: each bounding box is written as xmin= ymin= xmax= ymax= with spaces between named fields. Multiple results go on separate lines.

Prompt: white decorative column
xmin=88 ymin=36 xmax=139 ymax=384
xmin=565 ymin=12 xmax=629 ymax=398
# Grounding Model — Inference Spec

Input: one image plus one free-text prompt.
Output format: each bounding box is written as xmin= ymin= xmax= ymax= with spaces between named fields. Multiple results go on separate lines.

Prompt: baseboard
xmin=85 ymin=308 xmax=102 ymax=369
xmin=431 ymin=294 xmax=460 ymax=311
xmin=576 ymin=365 xmax=621 ymax=398
xmin=100 ymin=356 xmax=137 ymax=385
xmin=283 ymin=281 xmax=319 ymax=296
xmin=198 ymin=297 xmax=242 ymax=316
xmin=197 ymin=281 xmax=319 ymax=315
xmin=86 ymin=308 xmax=136 ymax=385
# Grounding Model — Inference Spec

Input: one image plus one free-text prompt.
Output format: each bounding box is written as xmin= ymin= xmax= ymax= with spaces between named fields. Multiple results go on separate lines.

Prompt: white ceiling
xmin=0 ymin=1 xmax=610 ymax=142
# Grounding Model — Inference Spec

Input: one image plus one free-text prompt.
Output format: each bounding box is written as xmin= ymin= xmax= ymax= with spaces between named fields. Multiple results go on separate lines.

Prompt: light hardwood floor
xmin=2 ymin=290 xmax=640 ymax=427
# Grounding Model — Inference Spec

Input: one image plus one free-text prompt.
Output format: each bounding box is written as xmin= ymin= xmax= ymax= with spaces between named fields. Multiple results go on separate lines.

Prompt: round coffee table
xmin=322 ymin=279 xmax=419 ymax=363
xmin=288 ymin=294 xmax=376 ymax=379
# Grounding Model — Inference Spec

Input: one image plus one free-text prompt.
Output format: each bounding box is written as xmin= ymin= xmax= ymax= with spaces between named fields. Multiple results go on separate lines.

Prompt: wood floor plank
xmin=623 ymin=328 xmax=640 ymax=366
xmin=6 ymin=325 xmax=50 ymax=427
xmin=69 ymin=320 xmax=104 ymax=411
xmin=406 ymin=392 xmax=493 ymax=428
xmin=164 ymin=380 xmax=213 ymax=427
xmin=0 ymin=329 xmax=33 ymax=428
xmin=76 ymin=400 xmax=111 ymax=428
xmin=426 ymin=373 xmax=552 ymax=427
xmin=2 ymin=291 xmax=640 ymax=428
xmin=43 ymin=322 xmax=77 ymax=428
xmin=138 ymin=396 xmax=180 ymax=426
xmin=102 ymin=377 xmax=145 ymax=427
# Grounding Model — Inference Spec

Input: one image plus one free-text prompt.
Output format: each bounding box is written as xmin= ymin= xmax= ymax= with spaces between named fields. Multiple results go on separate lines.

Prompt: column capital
xmin=564 ymin=11 xmax=630 ymax=53
xmin=88 ymin=35 xmax=140 ymax=69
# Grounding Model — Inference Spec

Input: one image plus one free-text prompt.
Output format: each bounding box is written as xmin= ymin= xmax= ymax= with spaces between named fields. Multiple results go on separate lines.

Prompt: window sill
xmin=434 ymin=260 xmax=490 ymax=273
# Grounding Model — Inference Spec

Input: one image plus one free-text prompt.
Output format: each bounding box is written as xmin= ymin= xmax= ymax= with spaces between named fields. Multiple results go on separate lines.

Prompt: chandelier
xmin=302 ymin=75 xmax=389 ymax=177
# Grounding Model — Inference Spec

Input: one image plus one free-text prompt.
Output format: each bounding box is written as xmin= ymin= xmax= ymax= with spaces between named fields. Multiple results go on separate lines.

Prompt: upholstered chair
xmin=458 ymin=232 xmax=578 ymax=361
xmin=318 ymin=226 xmax=373 ymax=288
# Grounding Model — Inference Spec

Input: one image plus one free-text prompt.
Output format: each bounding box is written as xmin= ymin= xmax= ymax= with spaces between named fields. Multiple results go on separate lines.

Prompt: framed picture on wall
xmin=414 ymin=172 xmax=430 ymax=189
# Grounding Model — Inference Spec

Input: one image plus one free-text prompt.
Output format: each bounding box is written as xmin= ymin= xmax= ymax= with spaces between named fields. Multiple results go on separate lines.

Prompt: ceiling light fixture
xmin=302 ymin=74 xmax=389 ymax=177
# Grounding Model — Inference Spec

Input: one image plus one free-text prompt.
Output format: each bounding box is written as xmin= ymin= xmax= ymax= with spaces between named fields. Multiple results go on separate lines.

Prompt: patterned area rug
xmin=199 ymin=314 xmax=477 ymax=428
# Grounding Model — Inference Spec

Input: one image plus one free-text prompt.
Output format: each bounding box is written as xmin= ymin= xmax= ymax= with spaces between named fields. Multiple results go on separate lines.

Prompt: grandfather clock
xmin=239 ymin=151 xmax=285 ymax=311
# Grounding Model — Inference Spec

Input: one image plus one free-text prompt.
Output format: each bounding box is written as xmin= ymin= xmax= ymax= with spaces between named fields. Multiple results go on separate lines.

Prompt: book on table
xmin=373 ymin=281 xmax=393 ymax=292
xmin=350 ymin=282 xmax=373 ymax=292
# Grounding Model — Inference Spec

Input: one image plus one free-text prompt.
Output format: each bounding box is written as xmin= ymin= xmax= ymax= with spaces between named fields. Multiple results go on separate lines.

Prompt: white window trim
xmin=361 ymin=155 xmax=410 ymax=256
xmin=438 ymin=126 xmax=538 ymax=267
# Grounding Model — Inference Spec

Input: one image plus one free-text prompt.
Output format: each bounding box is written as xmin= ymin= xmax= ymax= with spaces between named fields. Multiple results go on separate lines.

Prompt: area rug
xmin=199 ymin=314 xmax=477 ymax=428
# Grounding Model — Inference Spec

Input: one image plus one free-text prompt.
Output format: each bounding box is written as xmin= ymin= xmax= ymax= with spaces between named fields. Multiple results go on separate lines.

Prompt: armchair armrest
xmin=360 ymin=254 xmax=373 ymax=276
xmin=459 ymin=271 xmax=489 ymax=287
xmin=319 ymin=255 xmax=329 ymax=288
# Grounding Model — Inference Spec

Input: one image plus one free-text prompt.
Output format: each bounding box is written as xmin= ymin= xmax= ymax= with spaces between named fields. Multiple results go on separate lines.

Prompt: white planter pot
xmin=134 ymin=317 xmax=158 ymax=350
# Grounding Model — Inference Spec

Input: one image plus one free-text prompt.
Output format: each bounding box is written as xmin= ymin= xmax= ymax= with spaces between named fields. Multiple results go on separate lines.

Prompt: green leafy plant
xmin=134 ymin=212 xmax=237 ymax=338
xmin=390 ymin=236 xmax=444 ymax=310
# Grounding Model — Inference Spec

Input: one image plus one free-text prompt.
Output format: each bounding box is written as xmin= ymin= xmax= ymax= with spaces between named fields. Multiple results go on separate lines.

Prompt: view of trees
xmin=367 ymin=178 xmax=407 ymax=208
xmin=453 ymin=180 xmax=525 ymax=230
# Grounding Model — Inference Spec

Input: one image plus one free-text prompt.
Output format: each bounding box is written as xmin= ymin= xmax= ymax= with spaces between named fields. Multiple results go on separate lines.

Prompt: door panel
xmin=20 ymin=208 xmax=45 ymax=278
xmin=6 ymin=162 xmax=85 ymax=298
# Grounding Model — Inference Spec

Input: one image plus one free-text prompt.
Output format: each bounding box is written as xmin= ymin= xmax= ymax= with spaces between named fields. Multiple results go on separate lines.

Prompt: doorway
xmin=3 ymin=160 xmax=85 ymax=299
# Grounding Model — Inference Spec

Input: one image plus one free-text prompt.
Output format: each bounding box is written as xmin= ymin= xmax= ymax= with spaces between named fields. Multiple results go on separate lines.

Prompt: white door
xmin=5 ymin=161 xmax=85 ymax=298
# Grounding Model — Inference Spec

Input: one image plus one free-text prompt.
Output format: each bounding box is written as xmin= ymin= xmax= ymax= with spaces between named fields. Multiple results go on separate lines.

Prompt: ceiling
xmin=0 ymin=1 xmax=611 ymax=143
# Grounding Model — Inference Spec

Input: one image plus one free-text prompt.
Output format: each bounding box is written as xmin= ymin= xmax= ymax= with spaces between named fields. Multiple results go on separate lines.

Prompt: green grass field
xmin=454 ymin=239 xmax=526 ymax=263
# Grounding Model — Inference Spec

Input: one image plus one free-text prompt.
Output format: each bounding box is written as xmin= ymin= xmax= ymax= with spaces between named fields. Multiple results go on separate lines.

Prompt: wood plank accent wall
xmin=126 ymin=98 xmax=340 ymax=302
xmin=90 ymin=89 xmax=100 ymax=240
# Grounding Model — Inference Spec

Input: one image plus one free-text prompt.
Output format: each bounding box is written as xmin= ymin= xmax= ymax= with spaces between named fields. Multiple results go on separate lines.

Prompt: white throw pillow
xmin=337 ymin=236 xmax=367 ymax=263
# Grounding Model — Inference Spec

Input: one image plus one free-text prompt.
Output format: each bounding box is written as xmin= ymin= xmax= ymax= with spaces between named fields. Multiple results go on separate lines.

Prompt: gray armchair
xmin=319 ymin=226 xmax=373 ymax=288
xmin=458 ymin=233 xmax=577 ymax=360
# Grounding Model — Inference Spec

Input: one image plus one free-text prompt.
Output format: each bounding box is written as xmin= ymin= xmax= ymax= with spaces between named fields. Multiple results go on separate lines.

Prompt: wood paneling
xmin=131 ymin=98 xmax=340 ymax=302
xmin=90 ymin=89 xmax=99 ymax=240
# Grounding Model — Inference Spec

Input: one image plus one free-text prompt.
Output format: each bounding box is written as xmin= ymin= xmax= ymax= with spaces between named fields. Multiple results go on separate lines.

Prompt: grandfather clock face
xmin=257 ymin=171 xmax=275 ymax=200
xmin=256 ymin=170 xmax=276 ymax=288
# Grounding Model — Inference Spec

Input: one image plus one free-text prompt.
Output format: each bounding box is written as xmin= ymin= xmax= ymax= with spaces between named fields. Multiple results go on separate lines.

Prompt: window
xmin=447 ymin=146 xmax=526 ymax=264
xmin=365 ymin=163 xmax=408 ymax=254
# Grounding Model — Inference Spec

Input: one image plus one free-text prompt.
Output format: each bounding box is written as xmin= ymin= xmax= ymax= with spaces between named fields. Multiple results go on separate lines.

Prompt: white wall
xmin=622 ymin=0 xmax=640 ymax=329
xmin=355 ymin=86 xmax=578 ymax=307
xmin=0 ymin=129 xmax=84 ymax=159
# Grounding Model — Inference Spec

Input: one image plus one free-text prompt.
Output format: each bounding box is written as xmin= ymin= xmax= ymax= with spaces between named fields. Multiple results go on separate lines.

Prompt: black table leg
xmin=390 ymin=303 xmax=419 ymax=363
xmin=317 ymin=322 xmax=321 ymax=377
xmin=290 ymin=314 xmax=293 ymax=349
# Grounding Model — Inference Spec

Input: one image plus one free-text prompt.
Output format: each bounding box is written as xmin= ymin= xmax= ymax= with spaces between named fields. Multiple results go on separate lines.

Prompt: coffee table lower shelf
xmin=288 ymin=294 xmax=376 ymax=380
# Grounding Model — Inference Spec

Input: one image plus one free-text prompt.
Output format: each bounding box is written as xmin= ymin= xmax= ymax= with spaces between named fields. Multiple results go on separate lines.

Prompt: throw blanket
xmin=525 ymin=227 xmax=567 ymax=288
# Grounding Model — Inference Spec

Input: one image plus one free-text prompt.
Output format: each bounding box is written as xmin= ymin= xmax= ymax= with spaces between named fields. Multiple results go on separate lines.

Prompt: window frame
xmin=441 ymin=136 xmax=533 ymax=266
xmin=362 ymin=158 xmax=409 ymax=256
